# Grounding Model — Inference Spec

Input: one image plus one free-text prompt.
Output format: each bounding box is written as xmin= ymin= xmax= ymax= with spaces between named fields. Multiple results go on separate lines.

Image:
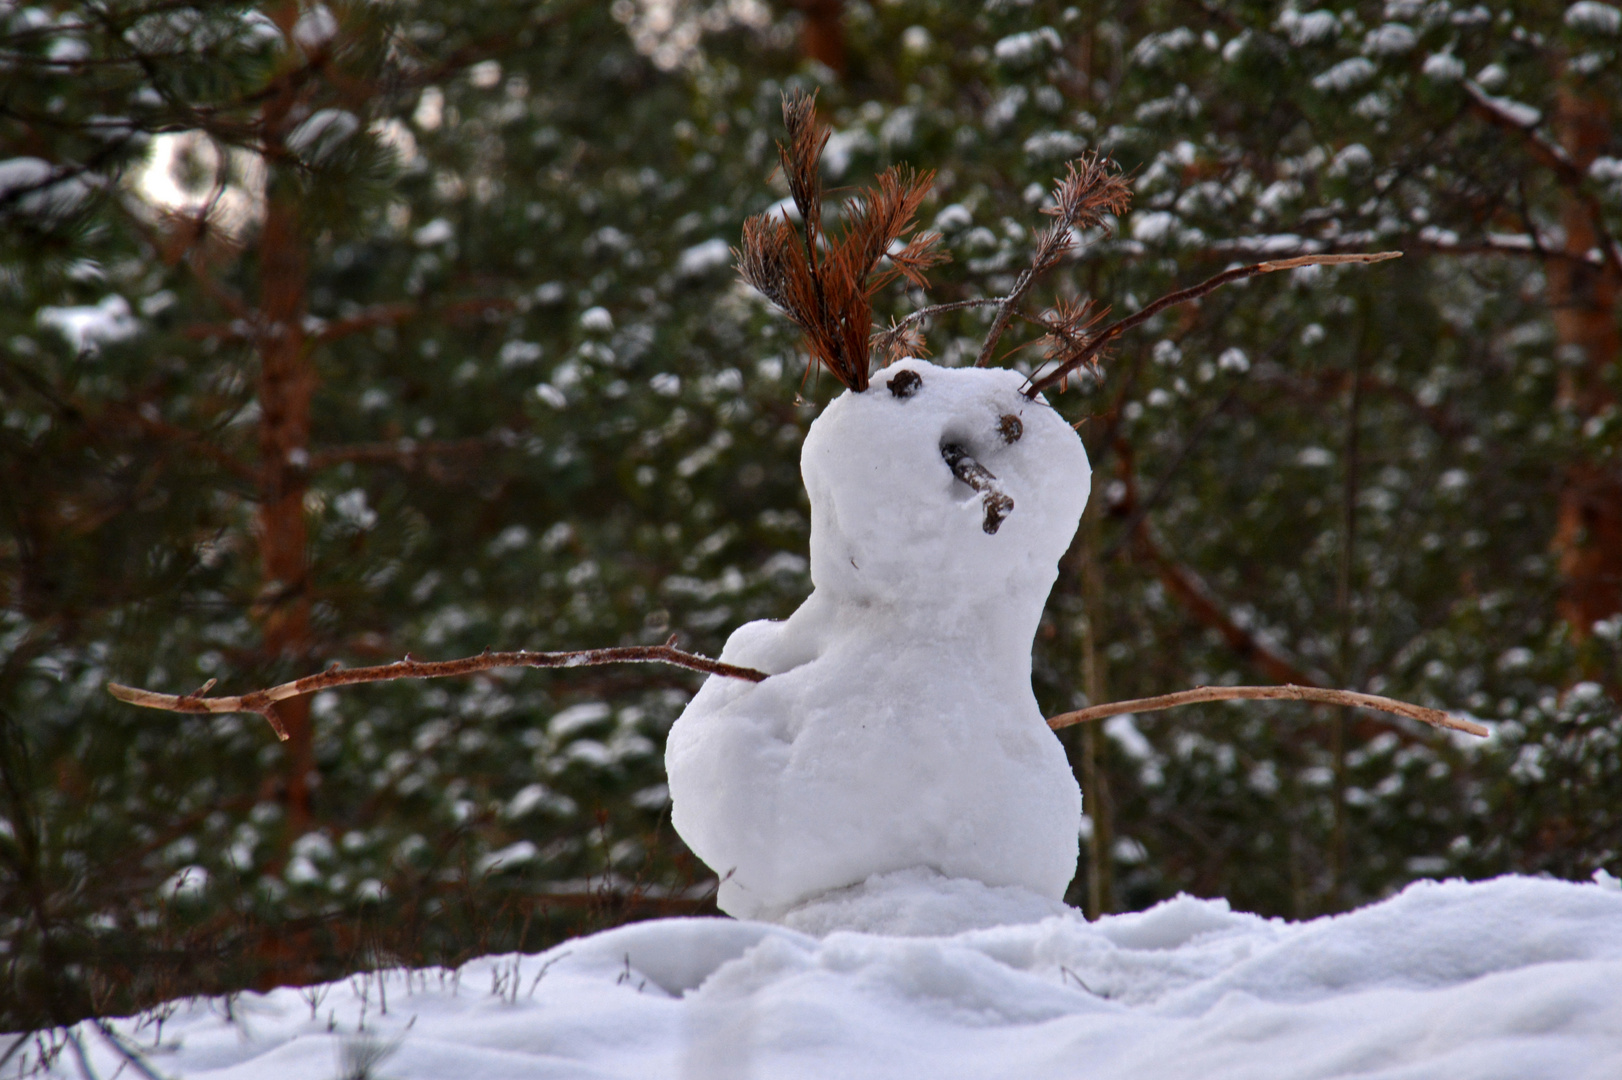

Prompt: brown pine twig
xmin=107 ymin=644 xmax=768 ymax=740
xmin=977 ymin=154 xmax=1132 ymax=368
xmin=871 ymin=296 xmax=1003 ymax=362
xmin=1048 ymin=684 xmax=1488 ymax=737
xmin=1025 ymin=252 xmax=1402 ymax=397
xmin=736 ymin=89 xmax=945 ymax=392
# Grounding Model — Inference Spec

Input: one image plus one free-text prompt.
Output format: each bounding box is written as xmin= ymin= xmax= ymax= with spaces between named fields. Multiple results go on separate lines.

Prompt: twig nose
xmin=941 ymin=443 xmax=1014 ymax=534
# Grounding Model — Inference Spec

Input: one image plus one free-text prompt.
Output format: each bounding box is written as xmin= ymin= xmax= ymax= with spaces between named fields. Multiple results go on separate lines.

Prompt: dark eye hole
xmin=887 ymin=370 xmax=922 ymax=399
xmin=998 ymin=414 xmax=1023 ymax=443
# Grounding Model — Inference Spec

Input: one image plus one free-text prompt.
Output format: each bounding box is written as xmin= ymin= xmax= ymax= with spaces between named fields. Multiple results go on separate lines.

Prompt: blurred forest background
xmin=2 ymin=0 xmax=1620 ymax=1031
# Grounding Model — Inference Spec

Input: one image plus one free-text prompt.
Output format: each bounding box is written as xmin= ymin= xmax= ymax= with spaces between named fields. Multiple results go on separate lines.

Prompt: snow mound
xmin=667 ymin=359 xmax=1090 ymax=920
xmin=778 ymin=867 xmax=1074 ymax=937
xmin=31 ymin=876 xmax=1622 ymax=1079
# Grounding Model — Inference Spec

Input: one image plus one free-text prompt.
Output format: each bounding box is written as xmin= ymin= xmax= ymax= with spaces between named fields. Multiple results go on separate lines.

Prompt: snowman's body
xmin=666 ymin=359 xmax=1090 ymax=921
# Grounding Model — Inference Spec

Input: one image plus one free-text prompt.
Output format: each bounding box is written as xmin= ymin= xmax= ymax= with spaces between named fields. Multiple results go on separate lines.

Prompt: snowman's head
xmin=800 ymin=359 xmax=1091 ymax=614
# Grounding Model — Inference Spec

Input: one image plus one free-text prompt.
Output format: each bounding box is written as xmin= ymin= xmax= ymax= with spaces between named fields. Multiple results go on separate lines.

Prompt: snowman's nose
xmin=941 ymin=443 xmax=1014 ymax=534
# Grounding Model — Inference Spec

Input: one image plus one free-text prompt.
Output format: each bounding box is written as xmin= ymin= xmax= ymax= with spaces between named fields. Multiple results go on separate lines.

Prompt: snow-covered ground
xmin=20 ymin=873 xmax=1622 ymax=1079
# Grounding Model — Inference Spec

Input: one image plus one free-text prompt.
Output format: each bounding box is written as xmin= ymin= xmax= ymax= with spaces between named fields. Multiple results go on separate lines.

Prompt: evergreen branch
xmin=1462 ymin=81 xmax=1622 ymax=281
xmin=1047 ymin=684 xmax=1488 ymax=737
xmin=305 ymin=433 xmax=517 ymax=471
xmin=1412 ymin=233 xmax=1606 ymax=266
xmin=1100 ymin=383 xmax=1243 ymax=560
xmin=107 ymin=644 xmax=769 ymax=740
xmin=1134 ymin=512 xmax=1326 ymax=688
xmin=1025 ymin=252 xmax=1401 ymax=397
xmin=1109 ymin=436 xmax=1328 ymax=689
xmin=314 ymin=302 xmax=418 ymax=343
xmin=112 ymin=404 xmax=258 ymax=484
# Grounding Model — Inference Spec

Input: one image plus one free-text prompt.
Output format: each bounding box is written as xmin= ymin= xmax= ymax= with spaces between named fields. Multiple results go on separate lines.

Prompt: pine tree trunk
xmin=253 ymin=19 xmax=318 ymax=840
xmin=1548 ymin=88 xmax=1621 ymax=640
xmin=1078 ymin=506 xmax=1114 ymax=918
xmin=254 ymin=188 xmax=316 ymax=839
xmin=795 ymin=0 xmax=845 ymax=74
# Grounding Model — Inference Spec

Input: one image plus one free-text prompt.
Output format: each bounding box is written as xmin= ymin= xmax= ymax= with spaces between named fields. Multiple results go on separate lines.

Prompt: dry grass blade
xmin=1025 ymin=251 xmax=1402 ymax=397
xmin=108 ymin=645 xmax=769 ymax=740
xmin=1047 ymin=683 xmax=1488 ymax=737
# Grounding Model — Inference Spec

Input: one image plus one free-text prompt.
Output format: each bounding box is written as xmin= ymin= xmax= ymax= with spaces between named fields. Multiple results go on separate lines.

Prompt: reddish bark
xmin=794 ymin=0 xmax=845 ymax=74
xmin=253 ymin=190 xmax=316 ymax=838
xmin=251 ymin=12 xmax=319 ymax=838
xmin=1548 ymin=89 xmax=1622 ymax=637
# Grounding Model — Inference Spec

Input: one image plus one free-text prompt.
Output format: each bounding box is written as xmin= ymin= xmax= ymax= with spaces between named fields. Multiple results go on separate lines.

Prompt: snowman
xmin=666 ymin=356 xmax=1091 ymax=924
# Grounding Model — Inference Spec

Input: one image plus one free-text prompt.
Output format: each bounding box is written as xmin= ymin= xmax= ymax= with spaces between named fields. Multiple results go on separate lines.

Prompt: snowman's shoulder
xmin=716 ymin=593 xmax=833 ymax=677
xmin=716 ymin=618 xmax=796 ymax=674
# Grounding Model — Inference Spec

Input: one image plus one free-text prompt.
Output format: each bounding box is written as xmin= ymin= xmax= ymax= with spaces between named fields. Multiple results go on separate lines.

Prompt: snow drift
xmin=28 ymin=874 xmax=1622 ymax=1079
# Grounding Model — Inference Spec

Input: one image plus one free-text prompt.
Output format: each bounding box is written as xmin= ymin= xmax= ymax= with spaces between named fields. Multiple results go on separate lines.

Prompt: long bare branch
xmin=1047 ymin=684 xmax=1488 ymax=737
xmin=108 ymin=644 xmax=768 ymax=740
xmin=1025 ymin=252 xmax=1402 ymax=397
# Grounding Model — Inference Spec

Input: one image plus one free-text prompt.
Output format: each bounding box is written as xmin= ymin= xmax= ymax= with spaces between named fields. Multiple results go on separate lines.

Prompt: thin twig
xmin=871 ymin=296 xmax=1004 ymax=361
xmin=1047 ymin=684 xmax=1487 ymax=737
xmin=91 ymin=1021 xmax=170 ymax=1080
xmin=108 ymin=645 xmax=768 ymax=740
xmin=1025 ymin=252 xmax=1402 ymax=397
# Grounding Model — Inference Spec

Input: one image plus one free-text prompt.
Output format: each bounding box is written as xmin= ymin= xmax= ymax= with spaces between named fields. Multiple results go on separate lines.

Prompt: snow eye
xmin=997 ymin=414 xmax=1023 ymax=443
xmin=887 ymin=370 xmax=922 ymax=399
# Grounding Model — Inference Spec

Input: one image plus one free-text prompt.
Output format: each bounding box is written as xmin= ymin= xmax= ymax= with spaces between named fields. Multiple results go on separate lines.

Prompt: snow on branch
xmin=1047 ymin=685 xmax=1488 ymax=738
xmin=107 ymin=644 xmax=768 ymax=741
xmin=1462 ymin=80 xmax=1622 ymax=281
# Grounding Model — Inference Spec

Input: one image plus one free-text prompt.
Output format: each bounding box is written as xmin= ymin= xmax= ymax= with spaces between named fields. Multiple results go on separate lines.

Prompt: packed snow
xmin=666 ymin=360 xmax=1091 ymax=920
xmin=22 ymin=874 xmax=1622 ymax=1079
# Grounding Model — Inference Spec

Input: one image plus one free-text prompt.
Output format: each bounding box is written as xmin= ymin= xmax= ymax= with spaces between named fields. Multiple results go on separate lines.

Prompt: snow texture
xmin=666 ymin=360 xmax=1090 ymax=921
xmin=26 ymin=875 xmax=1622 ymax=1080
xmin=36 ymin=295 xmax=139 ymax=353
xmin=0 ymin=156 xmax=90 ymax=219
xmin=1566 ymin=1 xmax=1622 ymax=34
